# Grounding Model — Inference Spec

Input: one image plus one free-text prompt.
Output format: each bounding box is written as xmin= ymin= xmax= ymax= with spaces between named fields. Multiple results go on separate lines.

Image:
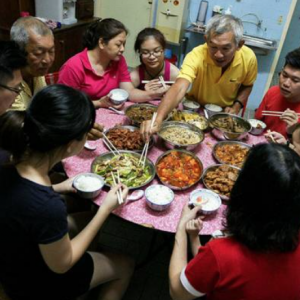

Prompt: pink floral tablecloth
xmin=63 ymin=102 xmax=266 ymax=234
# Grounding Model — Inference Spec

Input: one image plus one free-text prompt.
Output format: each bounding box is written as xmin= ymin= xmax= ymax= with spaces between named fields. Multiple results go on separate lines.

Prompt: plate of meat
xmin=104 ymin=125 xmax=154 ymax=152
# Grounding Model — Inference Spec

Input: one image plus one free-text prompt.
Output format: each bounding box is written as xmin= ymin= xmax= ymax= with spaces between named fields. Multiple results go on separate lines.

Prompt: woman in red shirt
xmin=170 ymin=143 xmax=300 ymax=300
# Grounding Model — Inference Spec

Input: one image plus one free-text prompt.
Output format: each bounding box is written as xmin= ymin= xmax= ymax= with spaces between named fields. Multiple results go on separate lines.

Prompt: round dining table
xmin=63 ymin=102 xmax=266 ymax=235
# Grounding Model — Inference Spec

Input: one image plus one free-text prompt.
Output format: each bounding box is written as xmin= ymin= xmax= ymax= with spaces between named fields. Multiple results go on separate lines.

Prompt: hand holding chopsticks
xmin=111 ymin=171 xmax=123 ymax=204
xmin=262 ymin=110 xmax=300 ymax=117
xmin=159 ymin=76 xmax=167 ymax=90
xmin=139 ymin=112 xmax=157 ymax=167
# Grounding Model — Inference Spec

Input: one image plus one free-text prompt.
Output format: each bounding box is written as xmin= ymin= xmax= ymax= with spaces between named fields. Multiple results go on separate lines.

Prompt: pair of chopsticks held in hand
xmin=139 ymin=112 xmax=157 ymax=168
xmin=111 ymin=170 xmax=124 ymax=205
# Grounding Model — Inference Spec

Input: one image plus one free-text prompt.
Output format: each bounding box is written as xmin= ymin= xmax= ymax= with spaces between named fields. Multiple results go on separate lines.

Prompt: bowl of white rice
xmin=73 ymin=173 xmax=105 ymax=199
xmin=110 ymin=88 xmax=129 ymax=105
xmin=189 ymin=189 xmax=221 ymax=215
xmin=204 ymin=104 xmax=223 ymax=118
xmin=145 ymin=184 xmax=174 ymax=211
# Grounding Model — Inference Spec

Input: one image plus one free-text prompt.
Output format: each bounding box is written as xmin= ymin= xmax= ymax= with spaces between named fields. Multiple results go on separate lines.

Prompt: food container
xmin=73 ymin=173 xmax=105 ymax=199
xmin=145 ymin=184 xmax=174 ymax=211
xmin=171 ymin=110 xmax=209 ymax=131
xmin=125 ymin=103 xmax=158 ymax=126
xmin=157 ymin=121 xmax=204 ymax=151
xmin=104 ymin=125 xmax=154 ymax=152
xmin=182 ymin=99 xmax=200 ymax=111
xmin=212 ymin=141 xmax=251 ymax=167
xmin=202 ymin=164 xmax=240 ymax=200
xmin=209 ymin=113 xmax=251 ymax=140
xmin=155 ymin=149 xmax=203 ymax=190
xmin=204 ymin=104 xmax=223 ymax=117
xmin=109 ymin=88 xmax=129 ymax=105
xmin=189 ymin=189 xmax=221 ymax=215
xmin=91 ymin=150 xmax=155 ymax=190
xmin=248 ymin=119 xmax=267 ymax=135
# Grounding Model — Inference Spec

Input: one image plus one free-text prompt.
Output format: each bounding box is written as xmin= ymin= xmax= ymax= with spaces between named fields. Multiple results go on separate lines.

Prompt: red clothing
xmin=181 ymin=237 xmax=300 ymax=300
xmin=58 ymin=48 xmax=131 ymax=100
xmin=137 ymin=60 xmax=171 ymax=90
xmin=255 ymin=86 xmax=300 ymax=138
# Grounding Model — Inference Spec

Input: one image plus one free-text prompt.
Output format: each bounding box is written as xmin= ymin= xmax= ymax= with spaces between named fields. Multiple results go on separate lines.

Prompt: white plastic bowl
xmin=110 ymin=88 xmax=129 ymax=105
xmin=73 ymin=173 xmax=105 ymax=199
xmin=204 ymin=104 xmax=223 ymax=118
xmin=248 ymin=119 xmax=266 ymax=135
xmin=189 ymin=189 xmax=221 ymax=215
xmin=145 ymin=184 xmax=174 ymax=211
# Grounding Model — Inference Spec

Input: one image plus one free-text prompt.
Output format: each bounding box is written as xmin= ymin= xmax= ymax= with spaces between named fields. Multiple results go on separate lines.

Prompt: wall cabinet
xmin=0 ymin=0 xmax=96 ymax=72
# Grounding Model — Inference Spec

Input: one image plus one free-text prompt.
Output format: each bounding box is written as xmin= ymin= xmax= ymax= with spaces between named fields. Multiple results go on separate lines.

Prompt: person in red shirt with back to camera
xmin=169 ymin=143 xmax=300 ymax=300
xmin=255 ymin=48 xmax=300 ymax=138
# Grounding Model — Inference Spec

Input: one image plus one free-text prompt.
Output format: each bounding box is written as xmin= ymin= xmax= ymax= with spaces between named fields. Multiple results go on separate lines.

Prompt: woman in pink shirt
xmin=59 ymin=19 xmax=165 ymax=109
xmin=130 ymin=28 xmax=179 ymax=93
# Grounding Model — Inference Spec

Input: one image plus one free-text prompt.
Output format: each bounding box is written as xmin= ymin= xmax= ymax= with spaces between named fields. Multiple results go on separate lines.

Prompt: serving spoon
xmin=127 ymin=189 xmax=144 ymax=201
xmin=84 ymin=142 xmax=97 ymax=151
xmin=108 ymin=107 xmax=125 ymax=115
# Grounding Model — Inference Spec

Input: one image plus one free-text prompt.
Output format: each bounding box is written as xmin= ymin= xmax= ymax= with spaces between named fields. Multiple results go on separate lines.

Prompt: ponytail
xmin=0 ymin=111 xmax=27 ymax=160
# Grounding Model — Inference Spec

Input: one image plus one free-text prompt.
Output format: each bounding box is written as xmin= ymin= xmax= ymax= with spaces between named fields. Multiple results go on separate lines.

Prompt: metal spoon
xmin=108 ymin=107 xmax=125 ymax=115
xmin=127 ymin=189 xmax=144 ymax=201
xmin=84 ymin=142 xmax=97 ymax=151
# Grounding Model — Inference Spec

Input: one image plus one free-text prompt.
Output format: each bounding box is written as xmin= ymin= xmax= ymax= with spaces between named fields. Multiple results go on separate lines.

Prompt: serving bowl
xmin=91 ymin=150 xmax=155 ymax=190
xmin=155 ymin=149 xmax=203 ymax=190
xmin=73 ymin=173 xmax=105 ymax=199
xmin=104 ymin=125 xmax=154 ymax=152
xmin=189 ymin=189 xmax=222 ymax=215
xmin=204 ymin=104 xmax=223 ymax=117
xmin=182 ymin=99 xmax=200 ymax=111
xmin=212 ymin=140 xmax=251 ymax=167
xmin=145 ymin=184 xmax=174 ymax=211
xmin=209 ymin=113 xmax=252 ymax=140
xmin=125 ymin=103 xmax=158 ymax=126
xmin=109 ymin=88 xmax=129 ymax=105
xmin=170 ymin=110 xmax=209 ymax=131
xmin=157 ymin=121 xmax=204 ymax=151
xmin=248 ymin=119 xmax=267 ymax=135
xmin=202 ymin=164 xmax=240 ymax=200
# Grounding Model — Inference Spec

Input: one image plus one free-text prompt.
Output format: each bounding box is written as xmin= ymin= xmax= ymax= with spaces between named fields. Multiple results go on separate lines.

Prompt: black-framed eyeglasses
xmin=0 ymin=83 xmax=24 ymax=95
xmin=140 ymin=49 xmax=164 ymax=58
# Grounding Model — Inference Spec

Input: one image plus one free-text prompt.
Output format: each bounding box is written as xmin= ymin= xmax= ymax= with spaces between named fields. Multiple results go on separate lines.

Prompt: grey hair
xmin=205 ymin=15 xmax=244 ymax=45
xmin=10 ymin=17 xmax=53 ymax=51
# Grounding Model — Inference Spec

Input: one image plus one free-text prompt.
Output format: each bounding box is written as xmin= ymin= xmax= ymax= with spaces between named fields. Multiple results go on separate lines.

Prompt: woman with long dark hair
xmin=0 ymin=84 xmax=133 ymax=300
xmin=169 ymin=143 xmax=300 ymax=300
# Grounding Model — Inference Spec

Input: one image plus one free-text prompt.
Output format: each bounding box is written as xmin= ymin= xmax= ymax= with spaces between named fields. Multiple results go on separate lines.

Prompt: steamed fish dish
xmin=94 ymin=153 xmax=152 ymax=188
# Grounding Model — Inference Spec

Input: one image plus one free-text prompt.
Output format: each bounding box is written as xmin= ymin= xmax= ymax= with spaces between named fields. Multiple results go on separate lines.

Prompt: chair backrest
xmin=45 ymin=72 xmax=59 ymax=85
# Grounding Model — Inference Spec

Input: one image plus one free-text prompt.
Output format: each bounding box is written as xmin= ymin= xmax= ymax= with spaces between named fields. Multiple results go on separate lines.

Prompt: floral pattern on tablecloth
xmin=63 ymin=102 xmax=266 ymax=234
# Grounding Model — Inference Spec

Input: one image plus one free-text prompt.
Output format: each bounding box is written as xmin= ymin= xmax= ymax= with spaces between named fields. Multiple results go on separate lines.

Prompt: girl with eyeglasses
xmin=59 ymin=19 xmax=164 ymax=107
xmin=131 ymin=28 xmax=179 ymax=95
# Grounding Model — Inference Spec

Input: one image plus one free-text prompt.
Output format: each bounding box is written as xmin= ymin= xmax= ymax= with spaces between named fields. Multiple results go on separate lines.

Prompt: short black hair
xmin=285 ymin=47 xmax=300 ymax=70
xmin=225 ymin=143 xmax=300 ymax=252
xmin=83 ymin=18 xmax=128 ymax=50
xmin=0 ymin=41 xmax=27 ymax=85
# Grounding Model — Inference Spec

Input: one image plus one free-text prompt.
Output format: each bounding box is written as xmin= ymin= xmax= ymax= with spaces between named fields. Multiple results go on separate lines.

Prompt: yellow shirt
xmin=178 ymin=44 xmax=257 ymax=107
xmin=10 ymin=76 xmax=46 ymax=111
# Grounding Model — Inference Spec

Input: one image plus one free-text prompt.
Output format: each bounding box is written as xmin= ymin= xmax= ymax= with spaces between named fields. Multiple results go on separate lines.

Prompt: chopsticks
xmin=262 ymin=110 xmax=300 ymax=117
xmin=111 ymin=171 xmax=123 ymax=204
xmin=159 ymin=76 xmax=167 ymax=90
xmin=141 ymin=80 xmax=174 ymax=84
xmin=102 ymin=132 xmax=120 ymax=155
xmin=267 ymin=129 xmax=277 ymax=143
xmin=139 ymin=112 xmax=157 ymax=167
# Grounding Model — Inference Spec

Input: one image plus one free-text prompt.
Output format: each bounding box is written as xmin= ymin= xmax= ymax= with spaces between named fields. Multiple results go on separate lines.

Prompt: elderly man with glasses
xmin=255 ymin=47 xmax=300 ymax=138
